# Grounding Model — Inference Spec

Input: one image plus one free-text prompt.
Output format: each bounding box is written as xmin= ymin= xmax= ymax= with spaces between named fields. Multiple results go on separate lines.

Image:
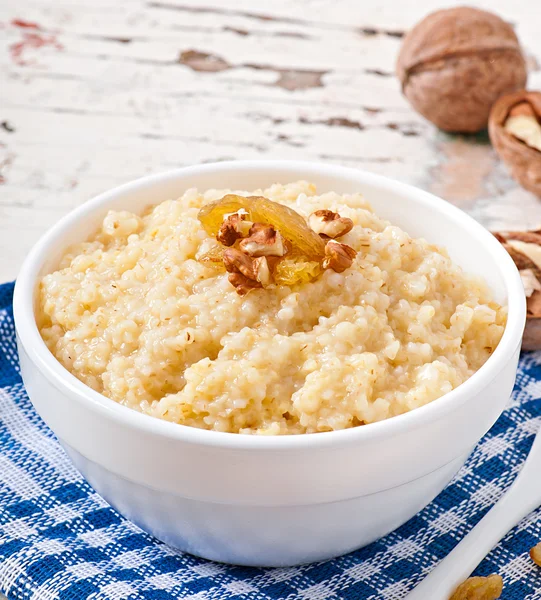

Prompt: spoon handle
xmin=408 ymin=431 xmax=541 ymax=599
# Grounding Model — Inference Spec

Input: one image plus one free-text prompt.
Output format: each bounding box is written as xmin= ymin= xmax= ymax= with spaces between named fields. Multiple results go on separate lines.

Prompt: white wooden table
xmin=1 ymin=0 xmax=541 ymax=284
xmin=0 ymin=0 xmax=540 ymax=595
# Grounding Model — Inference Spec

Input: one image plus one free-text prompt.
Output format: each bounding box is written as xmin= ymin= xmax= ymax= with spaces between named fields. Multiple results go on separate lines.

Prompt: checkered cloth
xmin=1 ymin=281 xmax=541 ymax=599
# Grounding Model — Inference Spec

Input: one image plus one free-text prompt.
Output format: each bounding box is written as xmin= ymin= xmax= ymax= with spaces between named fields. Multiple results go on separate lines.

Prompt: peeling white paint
xmin=0 ymin=0 xmax=540 ymax=282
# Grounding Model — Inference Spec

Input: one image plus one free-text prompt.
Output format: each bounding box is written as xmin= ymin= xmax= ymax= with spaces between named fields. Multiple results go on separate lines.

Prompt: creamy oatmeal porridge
xmin=38 ymin=182 xmax=506 ymax=434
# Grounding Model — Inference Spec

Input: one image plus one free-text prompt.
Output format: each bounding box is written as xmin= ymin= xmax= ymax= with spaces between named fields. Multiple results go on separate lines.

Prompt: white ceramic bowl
xmin=14 ymin=161 xmax=526 ymax=567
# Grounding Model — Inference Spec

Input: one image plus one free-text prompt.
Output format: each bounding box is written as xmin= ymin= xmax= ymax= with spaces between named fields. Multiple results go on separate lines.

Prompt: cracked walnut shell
xmin=397 ymin=7 xmax=527 ymax=133
xmin=494 ymin=229 xmax=541 ymax=350
xmin=489 ymin=91 xmax=541 ymax=197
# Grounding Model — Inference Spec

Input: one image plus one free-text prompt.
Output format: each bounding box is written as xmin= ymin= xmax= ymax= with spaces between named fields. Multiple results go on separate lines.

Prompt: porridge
xmin=38 ymin=182 xmax=506 ymax=435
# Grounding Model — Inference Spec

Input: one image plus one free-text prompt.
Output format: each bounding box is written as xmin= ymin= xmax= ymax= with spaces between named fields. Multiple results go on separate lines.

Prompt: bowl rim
xmin=13 ymin=160 xmax=526 ymax=450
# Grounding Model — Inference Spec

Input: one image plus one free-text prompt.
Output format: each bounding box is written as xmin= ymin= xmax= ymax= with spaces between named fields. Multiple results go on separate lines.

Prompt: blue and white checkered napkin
xmin=1 ymin=281 xmax=541 ymax=600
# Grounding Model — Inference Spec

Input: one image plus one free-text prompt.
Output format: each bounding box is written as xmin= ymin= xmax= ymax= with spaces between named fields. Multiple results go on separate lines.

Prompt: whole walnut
xmin=396 ymin=7 xmax=527 ymax=133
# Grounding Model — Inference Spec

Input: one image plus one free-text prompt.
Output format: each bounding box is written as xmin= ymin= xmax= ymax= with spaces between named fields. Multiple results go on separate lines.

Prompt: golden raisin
xmin=198 ymin=194 xmax=326 ymax=260
xmin=198 ymin=244 xmax=225 ymax=269
xmin=449 ymin=574 xmax=503 ymax=600
xmin=274 ymin=258 xmax=322 ymax=286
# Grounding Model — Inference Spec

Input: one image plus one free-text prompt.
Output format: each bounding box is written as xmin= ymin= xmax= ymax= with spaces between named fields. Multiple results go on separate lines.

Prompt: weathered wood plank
xmin=0 ymin=0 xmax=540 ymax=284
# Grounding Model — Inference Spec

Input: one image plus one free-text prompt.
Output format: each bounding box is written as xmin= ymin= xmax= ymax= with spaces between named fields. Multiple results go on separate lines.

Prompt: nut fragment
xmin=520 ymin=269 xmax=541 ymax=297
xmin=396 ymin=7 xmax=527 ymax=133
xmin=223 ymin=248 xmax=257 ymax=279
xmin=227 ymin=272 xmax=262 ymax=296
xmin=449 ymin=575 xmax=503 ymax=600
xmin=322 ymin=240 xmax=357 ymax=273
xmin=530 ymin=542 xmax=541 ymax=566
xmin=222 ymin=248 xmax=273 ymax=294
xmin=489 ymin=91 xmax=541 ymax=197
xmin=217 ymin=211 xmax=253 ymax=246
xmin=309 ymin=210 xmax=354 ymax=239
xmin=253 ymin=256 xmax=271 ymax=287
xmin=493 ymin=230 xmax=541 ymax=350
xmin=505 ymin=102 xmax=541 ymax=152
xmin=239 ymin=223 xmax=286 ymax=257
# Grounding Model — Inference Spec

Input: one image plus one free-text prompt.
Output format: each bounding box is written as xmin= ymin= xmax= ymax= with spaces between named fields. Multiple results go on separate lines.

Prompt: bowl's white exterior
xmin=14 ymin=161 xmax=525 ymax=567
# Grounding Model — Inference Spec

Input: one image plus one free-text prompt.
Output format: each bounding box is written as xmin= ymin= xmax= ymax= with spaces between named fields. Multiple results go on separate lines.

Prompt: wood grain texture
xmin=0 ymin=0 xmax=540 ymax=285
xmin=0 ymin=1 xmax=540 ymax=596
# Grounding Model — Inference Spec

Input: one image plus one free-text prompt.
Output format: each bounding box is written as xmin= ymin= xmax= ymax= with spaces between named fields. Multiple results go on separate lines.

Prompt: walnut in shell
xmin=494 ymin=229 xmax=541 ymax=349
xmin=488 ymin=91 xmax=541 ymax=197
xmin=396 ymin=7 xmax=527 ymax=133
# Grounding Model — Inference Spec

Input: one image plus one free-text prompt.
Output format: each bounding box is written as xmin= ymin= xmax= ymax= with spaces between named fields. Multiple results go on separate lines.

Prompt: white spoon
xmin=408 ymin=418 xmax=541 ymax=599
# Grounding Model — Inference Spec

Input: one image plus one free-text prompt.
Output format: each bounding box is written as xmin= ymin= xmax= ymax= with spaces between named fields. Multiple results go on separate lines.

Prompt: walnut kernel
xmin=222 ymin=248 xmax=273 ymax=294
xmin=309 ymin=210 xmax=354 ymax=238
xmin=323 ymin=240 xmax=357 ymax=273
xmin=223 ymin=248 xmax=257 ymax=279
xmin=239 ymin=223 xmax=286 ymax=257
xmin=493 ymin=229 xmax=541 ymax=349
xmin=520 ymin=269 xmax=541 ymax=297
xmin=489 ymin=91 xmax=541 ymax=197
xmin=504 ymin=102 xmax=541 ymax=152
xmin=217 ymin=211 xmax=253 ymax=246
xmin=253 ymin=257 xmax=272 ymax=287
xmin=227 ymin=272 xmax=262 ymax=296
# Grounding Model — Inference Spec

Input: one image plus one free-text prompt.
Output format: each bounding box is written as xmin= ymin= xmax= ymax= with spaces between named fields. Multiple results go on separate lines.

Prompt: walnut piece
xmin=396 ymin=7 xmax=527 ymax=133
xmin=239 ymin=223 xmax=286 ymax=257
xmin=227 ymin=272 xmax=261 ymax=296
xmin=504 ymin=102 xmax=541 ymax=152
xmin=520 ymin=269 xmax=541 ymax=297
xmin=489 ymin=91 xmax=541 ymax=198
xmin=530 ymin=542 xmax=541 ymax=567
xmin=223 ymin=248 xmax=257 ymax=279
xmin=309 ymin=210 xmax=354 ymax=239
xmin=322 ymin=240 xmax=357 ymax=273
xmin=493 ymin=229 xmax=541 ymax=349
xmin=222 ymin=248 xmax=273 ymax=294
xmin=217 ymin=211 xmax=253 ymax=246
xmin=449 ymin=575 xmax=503 ymax=600
xmin=253 ymin=256 xmax=271 ymax=287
